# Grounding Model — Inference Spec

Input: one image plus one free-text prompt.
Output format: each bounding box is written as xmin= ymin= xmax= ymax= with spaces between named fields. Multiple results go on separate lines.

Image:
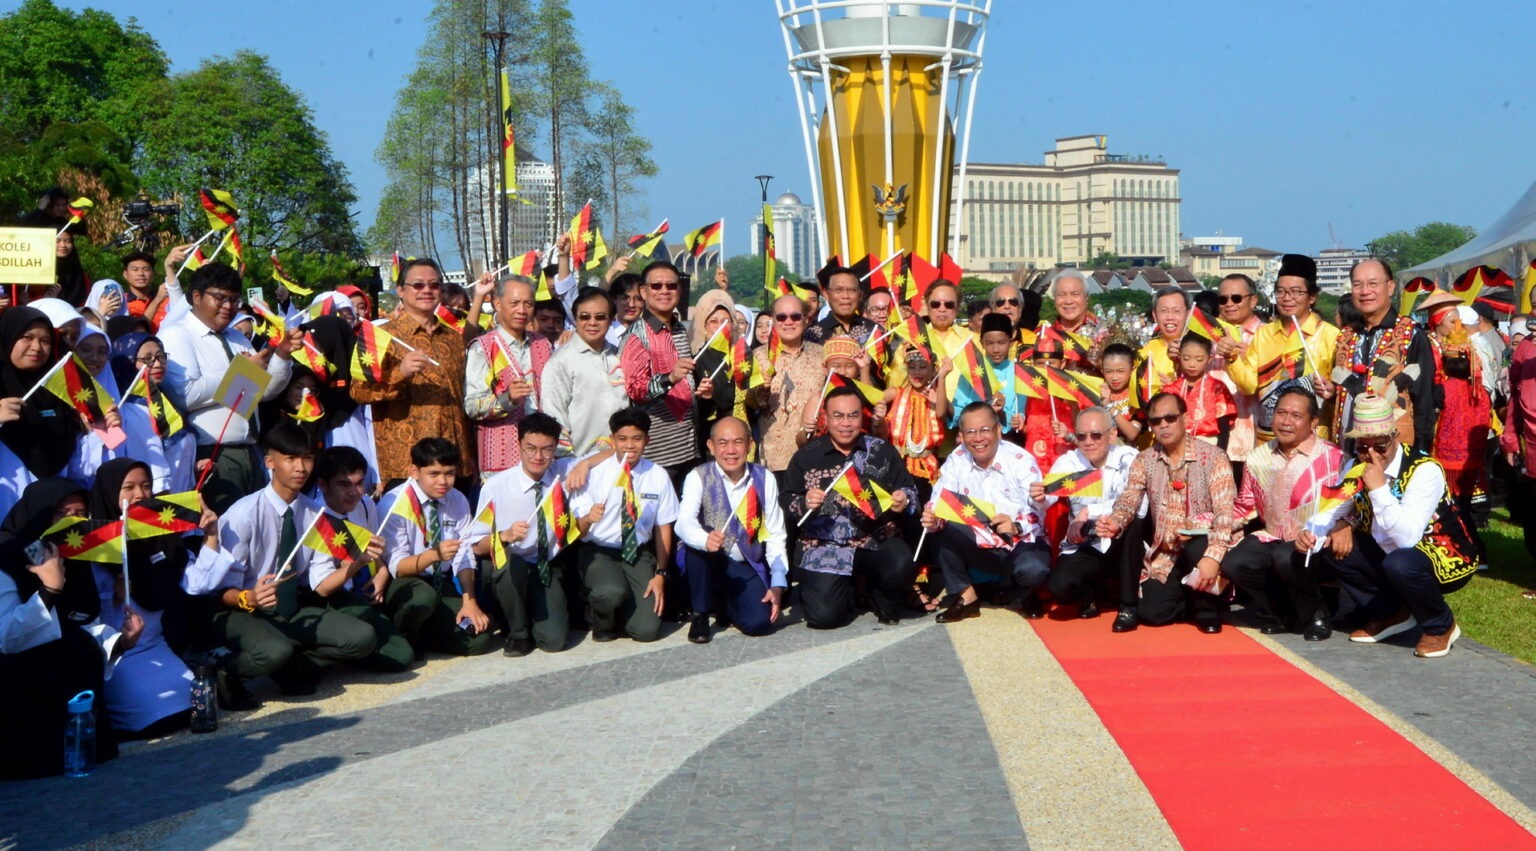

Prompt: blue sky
xmin=38 ymin=0 xmax=1536 ymax=260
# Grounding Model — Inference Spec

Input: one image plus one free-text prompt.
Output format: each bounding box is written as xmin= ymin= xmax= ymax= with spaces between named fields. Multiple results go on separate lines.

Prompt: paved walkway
xmin=3 ymin=607 xmax=1535 ymax=849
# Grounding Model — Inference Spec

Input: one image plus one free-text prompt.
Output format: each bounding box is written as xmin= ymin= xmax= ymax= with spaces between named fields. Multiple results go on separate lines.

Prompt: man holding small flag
xmin=921 ymin=402 xmax=1050 ymax=623
xmin=676 ymin=416 xmax=789 ymax=643
xmin=464 ymin=272 xmax=551 ymax=478
xmin=784 ymin=386 xmax=917 ymax=628
xmin=1032 ymin=406 xmax=1142 ymax=622
xmin=1228 ymin=257 xmax=1341 ymax=444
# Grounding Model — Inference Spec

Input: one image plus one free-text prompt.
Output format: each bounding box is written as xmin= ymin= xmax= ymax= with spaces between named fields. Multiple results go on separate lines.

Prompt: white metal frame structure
xmin=775 ymin=0 xmax=991 ymax=263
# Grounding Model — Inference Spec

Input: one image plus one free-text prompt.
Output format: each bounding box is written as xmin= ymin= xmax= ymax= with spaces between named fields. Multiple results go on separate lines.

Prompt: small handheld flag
xmin=829 ymin=465 xmax=894 ymax=520
xmin=302 ymin=511 xmax=372 ymax=565
xmin=1042 ymin=468 xmax=1105 ymax=499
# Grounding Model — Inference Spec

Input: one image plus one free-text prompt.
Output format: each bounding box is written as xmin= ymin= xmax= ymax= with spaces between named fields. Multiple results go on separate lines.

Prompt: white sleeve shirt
xmin=304 ymin=498 xmax=380 ymax=592
xmin=381 ymin=481 xmax=483 ymax=578
xmin=475 ymin=459 xmax=571 ymax=560
xmin=1044 ymin=445 xmax=1141 ymax=554
xmin=160 ymin=311 xmax=291 ymax=445
xmin=212 ymin=487 xmax=319 ymax=591
xmin=1367 ymin=448 xmax=1446 ymax=553
xmin=676 ymin=464 xmax=790 ymax=587
xmin=931 ymin=443 xmax=1047 ymax=543
xmin=570 ymin=456 xmax=679 ymax=549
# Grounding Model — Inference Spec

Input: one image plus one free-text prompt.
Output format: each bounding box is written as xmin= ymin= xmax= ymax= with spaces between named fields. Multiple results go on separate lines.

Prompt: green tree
xmin=1088 ymin=251 xmax=1131 ymax=270
xmin=1091 ymin=289 xmax=1153 ymax=316
xmin=571 ymin=83 xmax=656 ymax=244
xmin=529 ymin=0 xmax=591 ymax=221
xmin=723 ymin=252 xmax=801 ymax=309
xmin=138 ymin=51 xmax=360 ymax=256
xmin=1367 ymin=222 xmax=1476 ymax=272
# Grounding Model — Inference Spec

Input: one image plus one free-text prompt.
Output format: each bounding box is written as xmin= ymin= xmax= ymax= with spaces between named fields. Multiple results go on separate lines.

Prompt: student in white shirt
xmin=676 ymin=416 xmax=788 ymax=643
xmin=378 ymin=437 xmax=496 ymax=656
xmin=188 ymin=423 xmax=377 ymax=705
xmin=306 ymin=446 xmax=413 ymax=671
xmin=571 ymin=406 xmax=680 ymax=643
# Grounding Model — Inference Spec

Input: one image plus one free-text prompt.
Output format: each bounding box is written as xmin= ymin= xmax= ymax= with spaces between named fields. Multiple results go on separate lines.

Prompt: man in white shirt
xmin=920 ymin=402 xmax=1050 ymax=623
xmin=190 ymin=423 xmax=377 ymax=701
xmin=1033 ymin=407 xmax=1142 ymax=622
xmin=1301 ymin=393 xmax=1481 ymax=658
xmin=571 ymin=406 xmax=680 ymax=643
xmin=676 ymin=417 xmax=789 ymax=643
xmin=542 ymin=287 xmax=629 ymax=456
xmin=159 ymin=262 xmax=295 ymax=513
xmin=379 ymin=438 xmax=496 ymax=657
xmin=473 ymin=413 xmax=577 ymax=657
xmin=305 ymin=445 xmax=413 ymax=671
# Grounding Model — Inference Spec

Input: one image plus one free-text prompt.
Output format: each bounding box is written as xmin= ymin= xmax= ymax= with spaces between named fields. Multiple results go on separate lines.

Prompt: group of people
xmin=2 ymin=212 xmax=1529 ymax=781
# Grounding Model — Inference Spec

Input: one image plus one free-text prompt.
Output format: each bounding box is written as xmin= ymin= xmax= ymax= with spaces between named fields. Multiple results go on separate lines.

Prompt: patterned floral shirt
xmin=350 ymin=310 xmax=474 ymax=481
xmin=1108 ymin=437 xmax=1237 ymax=583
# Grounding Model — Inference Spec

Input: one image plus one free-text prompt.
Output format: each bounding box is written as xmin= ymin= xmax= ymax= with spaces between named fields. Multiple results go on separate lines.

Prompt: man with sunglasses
xmin=1209 ymin=273 xmax=1265 ymax=464
xmin=806 ymin=266 xmax=876 ymax=345
xmin=160 ymin=262 xmax=299 ymax=513
xmin=1098 ymin=392 xmax=1238 ymax=633
xmin=749 ymin=294 xmax=824 ymax=482
xmin=619 ymin=261 xmax=700 ymax=489
xmin=1032 ymin=407 xmax=1141 ymax=623
xmin=1225 ymin=387 xmax=1348 ymax=641
xmin=1300 ymin=392 xmax=1479 ymax=658
xmin=922 ymin=402 xmax=1050 ymax=623
xmin=543 ymin=287 xmax=630 ymax=457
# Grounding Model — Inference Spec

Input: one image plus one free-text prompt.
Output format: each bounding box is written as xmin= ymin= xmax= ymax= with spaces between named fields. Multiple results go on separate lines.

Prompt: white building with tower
xmin=751 ymin=192 xmax=821 ymax=278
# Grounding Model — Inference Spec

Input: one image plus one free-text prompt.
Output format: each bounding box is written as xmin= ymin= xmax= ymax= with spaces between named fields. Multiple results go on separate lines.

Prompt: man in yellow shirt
xmin=1227 ymin=254 xmax=1340 ymax=442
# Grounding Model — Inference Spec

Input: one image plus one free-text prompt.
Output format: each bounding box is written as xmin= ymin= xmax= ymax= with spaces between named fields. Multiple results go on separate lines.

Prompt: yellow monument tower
xmin=776 ymin=1 xmax=991 ymax=267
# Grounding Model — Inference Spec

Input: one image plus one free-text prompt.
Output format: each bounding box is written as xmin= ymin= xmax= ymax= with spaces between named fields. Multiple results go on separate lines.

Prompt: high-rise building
xmin=751 ymin=191 xmax=821 ymax=279
xmin=462 ymin=157 xmax=560 ymax=269
xmin=1314 ymin=247 xmax=1371 ymax=295
xmin=952 ymin=135 xmax=1181 ymax=276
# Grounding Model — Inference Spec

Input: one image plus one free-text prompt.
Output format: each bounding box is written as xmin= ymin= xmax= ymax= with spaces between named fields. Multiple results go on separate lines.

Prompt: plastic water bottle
xmin=63 ymin=690 xmax=95 ymax=777
xmin=190 ymin=665 xmax=218 ymax=733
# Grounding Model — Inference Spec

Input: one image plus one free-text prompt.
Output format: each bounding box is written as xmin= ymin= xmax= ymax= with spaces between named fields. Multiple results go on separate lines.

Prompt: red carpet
xmin=1029 ymin=616 xmax=1536 ymax=849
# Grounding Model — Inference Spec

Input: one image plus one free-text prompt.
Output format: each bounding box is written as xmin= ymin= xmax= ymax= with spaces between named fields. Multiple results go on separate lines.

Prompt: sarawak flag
xmin=198 ymin=188 xmax=239 ymax=230
xmin=827 ymin=372 xmax=883 ymax=408
xmin=269 ymin=252 xmax=312 ymax=297
xmin=755 ymin=326 xmax=783 ymax=384
xmin=729 ymin=335 xmax=751 ymax=388
xmin=761 ymin=204 xmax=777 ymax=302
xmin=303 ymin=511 xmax=371 ymax=564
xmin=683 ymin=220 xmax=723 ymax=258
xmin=472 ymin=501 xmax=509 ymax=571
xmin=121 ymin=371 xmax=185 ymax=439
xmin=701 ymin=325 xmax=731 ymax=360
xmin=42 ymin=516 xmax=123 ymax=564
xmin=434 ymin=303 xmax=467 ymax=334
xmin=1042 ymin=468 xmax=1105 ymax=499
xmin=586 ymin=229 xmax=609 ymax=270
xmin=183 ymin=244 xmax=209 ymax=273
xmin=125 ymin=492 xmax=202 ymax=539
xmin=939 ymin=252 xmax=962 ymax=285
xmin=1042 ymin=324 xmax=1094 ymax=364
xmin=42 ymin=355 xmax=113 ymax=424
xmin=767 ymin=277 xmax=796 ymax=301
xmin=293 ymin=334 xmax=334 ymax=381
xmin=626 ymin=219 xmax=669 ymax=257
xmin=954 ymin=339 xmax=996 ymax=401
xmin=1014 ymin=363 xmax=1048 ymax=401
xmin=1044 ymin=366 xmax=1103 ymax=407
xmin=933 ymin=488 xmax=998 ymax=532
xmin=351 ymin=320 xmax=393 ymax=384
xmin=288 ymin=389 xmax=324 ymax=423
xmin=387 ymin=486 xmax=428 ymax=539
xmin=249 ymin=301 xmax=289 ymax=349
xmin=500 ymin=67 xmax=517 ymax=197
xmin=543 ymin=479 xmax=580 ymax=549
xmin=829 ymin=465 xmax=893 ymax=519
xmin=64 ymin=197 xmax=93 ymax=227
xmin=906 ymin=253 xmax=939 ymax=311
xmin=510 ymin=248 xmax=542 ymax=278
xmin=225 ymin=227 xmax=247 ymax=274
xmin=569 ymin=202 xmax=595 ymax=267
xmin=486 ymin=335 xmax=516 ymax=393
xmin=1255 ymin=352 xmax=1302 ymax=389
xmin=1316 ymin=464 xmax=1366 ymax=515
xmin=390 ymin=251 xmax=402 ymax=286
xmin=729 ymin=482 xmax=768 ymax=544
xmin=1186 ymin=308 xmax=1225 ymax=342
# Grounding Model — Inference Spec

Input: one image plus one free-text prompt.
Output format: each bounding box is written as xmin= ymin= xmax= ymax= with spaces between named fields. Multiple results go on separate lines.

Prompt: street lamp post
xmin=754 ymin=174 xmax=772 ymax=262
xmin=485 ymin=30 xmax=513 ymax=265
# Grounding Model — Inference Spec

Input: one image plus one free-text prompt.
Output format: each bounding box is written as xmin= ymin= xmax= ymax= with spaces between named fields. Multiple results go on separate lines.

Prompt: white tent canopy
xmin=1401 ymin=178 xmax=1536 ymax=285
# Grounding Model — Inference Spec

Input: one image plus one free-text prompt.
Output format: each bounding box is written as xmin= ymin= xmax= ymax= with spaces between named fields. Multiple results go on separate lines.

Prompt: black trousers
xmin=1049 ymin=517 xmax=1144 ymax=607
xmin=1221 ymin=536 xmax=1327 ymax=628
xmin=799 ymin=536 xmax=914 ymax=629
xmin=1136 ymin=536 xmax=1224 ymax=626
xmin=1322 ymin=531 xmax=1469 ymax=636
xmin=933 ymin=525 xmax=1050 ymax=598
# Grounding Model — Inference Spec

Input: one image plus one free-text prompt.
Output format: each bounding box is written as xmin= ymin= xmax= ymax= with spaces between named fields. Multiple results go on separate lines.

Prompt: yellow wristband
xmin=236 ymin=590 xmax=255 ymax=612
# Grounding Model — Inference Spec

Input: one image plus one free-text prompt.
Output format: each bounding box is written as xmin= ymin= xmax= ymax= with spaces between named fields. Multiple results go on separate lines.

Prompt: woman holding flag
xmin=110 ymin=332 xmax=196 ymax=494
xmin=690 ymin=289 xmax=745 ymax=454
xmin=0 ymin=306 xmax=88 ymax=519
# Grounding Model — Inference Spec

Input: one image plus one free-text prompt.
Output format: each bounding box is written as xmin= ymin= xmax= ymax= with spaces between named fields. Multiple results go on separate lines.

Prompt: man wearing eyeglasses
xmin=1229 ymin=257 xmax=1340 ymax=445
xmin=351 ymin=257 xmax=475 ymax=488
xmin=783 ymin=387 xmax=918 ymax=628
xmin=806 ymin=266 xmax=876 ymax=345
xmin=543 ymin=287 xmax=630 ymax=457
xmin=463 ymin=274 xmax=551 ymax=479
xmin=1329 ymin=257 xmax=1436 ymax=452
xmin=1300 ymin=392 xmax=1479 ymax=658
xmin=160 ymin=262 xmax=298 ymax=513
xmin=619 ymin=261 xmax=700 ymax=489
xmin=1097 ymin=392 xmax=1238 ymax=633
xmin=1032 ymin=407 xmax=1142 ymax=623
xmin=921 ymin=402 xmax=1050 ymax=623
xmin=1209 ymin=273 xmax=1265 ymax=463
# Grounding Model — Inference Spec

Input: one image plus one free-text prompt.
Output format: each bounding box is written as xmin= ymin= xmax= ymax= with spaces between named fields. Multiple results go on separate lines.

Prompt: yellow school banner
xmin=0 ymin=227 xmax=57 ymax=285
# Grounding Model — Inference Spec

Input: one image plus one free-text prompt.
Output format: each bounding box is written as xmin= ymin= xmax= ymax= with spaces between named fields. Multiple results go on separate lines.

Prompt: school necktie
xmin=620 ymin=475 xmax=639 ymax=564
xmin=275 ymin=506 xmax=299 ymax=617
xmin=426 ymin=498 xmax=450 ymax=595
xmin=533 ymin=480 xmax=551 ymax=585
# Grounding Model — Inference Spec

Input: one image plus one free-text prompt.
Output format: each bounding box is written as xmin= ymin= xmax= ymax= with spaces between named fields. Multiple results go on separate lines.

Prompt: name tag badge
xmin=40 ymin=409 xmax=54 ymax=418
xmin=150 ymin=551 xmax=168 ymax=564
xmin=640 ymin=492 xmax=659 ymax=501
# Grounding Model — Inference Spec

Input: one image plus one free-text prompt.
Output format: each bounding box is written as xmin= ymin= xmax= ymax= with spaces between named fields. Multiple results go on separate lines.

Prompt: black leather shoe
xmin=503 ymin=637 xmax=534 ymax=657
xmin=216 ymin=667 xmax=260 ymax=712
xmin=1198 ymin=621 xmax=1223 ymax=635
xmin=875 ymin=607 xmax=901 ymax=626
xmin=591 ymin=629 xmax=619 ymax=643
xmin=1079 ymin=600 xmax=1100 ymax=619
xmin=1112 ymin=606 xmax=1139 ymax=633
xmin=1303 ymin=614 xmax=1332 ymax=642
xmin=1259 ymin=622 xmax=1290 ymax=635
xmin=1019 ymin=595 xmax=1045 ymax=620
xmin=936 ymin=597 xmax=981 ymax=624
xmin=688 ymin=614 xmax=712 ymax=644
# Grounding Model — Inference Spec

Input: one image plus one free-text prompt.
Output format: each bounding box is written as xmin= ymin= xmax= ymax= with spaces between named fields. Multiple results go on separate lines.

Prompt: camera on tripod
xmin=111 ymin=192 xmax=180 ymax=249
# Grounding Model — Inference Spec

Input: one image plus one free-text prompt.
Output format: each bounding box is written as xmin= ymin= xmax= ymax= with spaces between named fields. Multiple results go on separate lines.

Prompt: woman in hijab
xmin=64 ymin=324 xmax=125 ymax=486
xmin=111 ymin=332 xmax=196 ymax=493
xmin=0 ymin=478 xmax=134 ymax=777
xmin=691 ymin=290 xmax=745 ymax=455
xmin=0 ymin=307 xmax=85 ymax=519
xmin=83 ymin=279 xmax=128 ymax=328
xmin=88 ymin=459 xmax=212 ymax=737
